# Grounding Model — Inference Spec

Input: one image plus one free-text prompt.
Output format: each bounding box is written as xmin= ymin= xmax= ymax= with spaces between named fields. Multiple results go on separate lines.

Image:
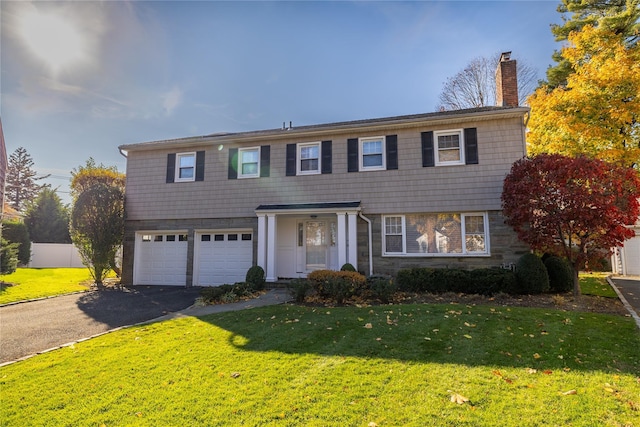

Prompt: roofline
xmin=119 ymin=106 xmax=530 ymax=152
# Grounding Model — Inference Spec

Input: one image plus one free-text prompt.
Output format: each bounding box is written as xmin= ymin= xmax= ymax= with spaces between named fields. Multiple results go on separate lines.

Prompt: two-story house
xmin=119 ymin=53 xmax=530 ymax=286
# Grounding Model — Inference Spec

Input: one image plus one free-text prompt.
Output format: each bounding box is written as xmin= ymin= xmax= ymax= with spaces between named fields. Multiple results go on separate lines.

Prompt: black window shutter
xmin=195 ymin=151 xmax=205 ymax=181
xmin=166 ymin=153 xmax=176 ymax=183
xmin=347 ymin=138 xmax=359 ymax=172
xmin=285 ymin=144 xmax=296 ymax=176
xmin=321 ymin=140 xmax=332 ymax=174
xmin=386 ymin=135 xmax=398 ymax=170
xmin=228 ymin=148 xmax=238 ymax=179
xmin=464 ymin=128 xmax=479 ymax=165
xmin=260 ymin=145 xmax=270 ymax=177
xmin=421 ymin=131 xmax=435 ymax=167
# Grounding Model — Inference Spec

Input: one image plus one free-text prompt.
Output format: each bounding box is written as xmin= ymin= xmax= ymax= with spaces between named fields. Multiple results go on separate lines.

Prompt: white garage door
xmin=195 ymin=231 xmax=253 ymax=286
xmin=623 ymin=231 xmax=640 ymax=275
xmin=135 ymin=232 xmax=188 ymax=286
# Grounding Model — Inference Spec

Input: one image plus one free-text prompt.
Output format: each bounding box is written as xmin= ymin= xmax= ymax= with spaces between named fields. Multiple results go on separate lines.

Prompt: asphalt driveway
xmin=0 ymin=286 xmax=201 ymax=364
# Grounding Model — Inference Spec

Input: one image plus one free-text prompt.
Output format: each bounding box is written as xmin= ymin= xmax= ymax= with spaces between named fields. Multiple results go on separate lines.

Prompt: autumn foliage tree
xmin=527 ymin=26 xmax=640 ymax=167
xmin=501 ymin=154 xmax=640 ymax=296
xmin=70 ymin=159 xmax=125 ymax=286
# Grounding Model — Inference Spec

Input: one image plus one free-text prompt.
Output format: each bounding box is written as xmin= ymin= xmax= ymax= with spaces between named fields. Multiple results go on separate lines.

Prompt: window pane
xmin=201 ymin=234 xmax=211 ymax=242
xmin=465 ymin=215 xmax=486 ymax=253
xmin=241 ymin=150 xmax=259 ymax=163
xmin=300 ymin=158 xmax=319 ymax=171
xmin=363 ymin=154 xmax=383 ymax=167
xmin=438 ymin=149 xmax=461 ymax=162
xmin=385 ymin=235 xmax=403 ymax=253
xmin=179 ymin=167 xmax=194 ymax=179
xmin=363 ymin=140 xmax=382 ymax=154
xmin=437 ymin=134 xmax=460 ymax=149
xmin=242 ymin=163 xmax=258 ymax=175
xmin=406 ymin=214 xmax=462 ymax=254
xmin=437 ymin=134 xmax=461 ymax=163
xmin=384 ymin=217 xmax=403 ymax=253
xmin=300 ymin=145 xmax=318 ymax=160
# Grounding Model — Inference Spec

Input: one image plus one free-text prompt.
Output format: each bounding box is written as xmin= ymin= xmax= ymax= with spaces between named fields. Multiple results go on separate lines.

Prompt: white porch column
xmin=336 ymin=212 xmax=347 ymax=268
xmin=347 ymin=212 xmax=358 ymax=270
xmin=266 ymin=213 xmax=277 ymax=282
xmin=257 ymin=214 xmax=267 ymax=270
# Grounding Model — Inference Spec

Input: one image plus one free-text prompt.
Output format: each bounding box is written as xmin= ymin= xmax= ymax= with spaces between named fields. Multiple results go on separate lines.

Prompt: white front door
xmin=305 ymin=221 xmax=328 ymax=270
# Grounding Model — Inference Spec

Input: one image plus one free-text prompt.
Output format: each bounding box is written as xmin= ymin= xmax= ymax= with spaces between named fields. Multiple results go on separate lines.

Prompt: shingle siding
xmin=124 ymin=117 xmax=525 ymax=220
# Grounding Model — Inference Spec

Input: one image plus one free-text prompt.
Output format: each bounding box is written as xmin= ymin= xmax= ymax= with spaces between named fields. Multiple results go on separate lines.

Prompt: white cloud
xmin=162 ymin=86 xmax=183 ymax=116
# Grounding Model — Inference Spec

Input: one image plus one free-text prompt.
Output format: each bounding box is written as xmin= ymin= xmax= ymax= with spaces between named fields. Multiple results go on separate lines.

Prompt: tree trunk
xmin=572 ymin=263 xmax=581 ymax=298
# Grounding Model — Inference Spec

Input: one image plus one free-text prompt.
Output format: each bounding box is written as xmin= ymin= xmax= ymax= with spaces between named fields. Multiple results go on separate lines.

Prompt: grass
xmin=1 ymin=303 xmax=639 ymax=426
xmin=580 ymin=272 xmax=619 ymax=298
xmin=0 ymin=268 xmax=93 ymax=304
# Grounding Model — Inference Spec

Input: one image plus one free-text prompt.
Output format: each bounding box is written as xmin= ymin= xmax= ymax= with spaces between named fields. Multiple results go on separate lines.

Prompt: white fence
xmin=28 ymin=243 xmax=85 ymax=268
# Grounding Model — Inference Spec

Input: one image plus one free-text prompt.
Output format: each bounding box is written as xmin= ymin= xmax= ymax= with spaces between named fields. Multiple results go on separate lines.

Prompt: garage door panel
xmin=135 ymin=233 xmax=188 ymax=286
xmin=624 ymin=232 xmax=640 ymax=275
xmin=196 ymin=231 xmax=253 ymax=286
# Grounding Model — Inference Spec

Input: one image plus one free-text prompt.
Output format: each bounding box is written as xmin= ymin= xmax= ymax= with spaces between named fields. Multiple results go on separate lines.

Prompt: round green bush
xmin=514 ymin=253 xmax=550 ymax=294
xmin=544 ymin=256 xmax=574 ymax=293
xmin=245 ymin=265 xmax=266 ymax=290
xmin=340 ymin=263 xmax=356 ymax=272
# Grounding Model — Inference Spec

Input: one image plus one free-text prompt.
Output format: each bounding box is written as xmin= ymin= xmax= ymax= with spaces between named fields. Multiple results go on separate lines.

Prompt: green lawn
xmin=580 ymin=272 xmax=619 ymax=298
xmin=1 ymin=303 xmax=638 ymax=426
xmin=0 ymin=268 xmax=92 ymax=304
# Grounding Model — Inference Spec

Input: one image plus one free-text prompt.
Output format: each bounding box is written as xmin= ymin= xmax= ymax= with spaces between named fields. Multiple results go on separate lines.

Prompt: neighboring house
xmin=119 ymin=54 xmax=530 ymax=286
xmin=612 ymin=216 xmax=640 ymax=276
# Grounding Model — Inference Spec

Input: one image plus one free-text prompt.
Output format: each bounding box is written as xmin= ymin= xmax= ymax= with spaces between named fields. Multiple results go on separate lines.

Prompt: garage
xmin=194 ymin=230 xmax=254 ymax=286
xmin=134 ymin=232 xmax=188 ymax=286
xmin=622 ymin=229 xmax=640 ymax=275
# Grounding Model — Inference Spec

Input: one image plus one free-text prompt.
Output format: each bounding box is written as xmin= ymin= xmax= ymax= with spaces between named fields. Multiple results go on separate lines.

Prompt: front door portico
xmin=255 ymin=202 xmax=361 ymax=282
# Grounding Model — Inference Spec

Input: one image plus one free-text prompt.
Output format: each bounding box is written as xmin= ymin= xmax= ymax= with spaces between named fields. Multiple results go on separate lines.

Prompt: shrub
xmin=245 ymin=266 xmax=265 ymax=291
xmin=434 ymin=269 xmax=472 ymax=293
xmin=514 ymin=253 xmax=550 ymax=294
xmin=468 ymin=268 xmax=517 ymax=295
xmin=0 ymin=238 xmax=19 ymax=274
xmin=340 ymin=263 xmax=356 ymax=272
xmin=367 ymin=275 xmax=396 ymax=303
xmin=287 ymin=279 xmax=311 ymax=303
xmin=307 ymin=270 xmax=367 ymax=304
xmin=396 ymin=268 xmax=437 ymax=292
xmin=199 ymin=282 xmax=255 ymax=304
xmin=544 ymin=256 xmax=574 ymax=293
xmin=2 ymin=220 xmax=31 ymax=265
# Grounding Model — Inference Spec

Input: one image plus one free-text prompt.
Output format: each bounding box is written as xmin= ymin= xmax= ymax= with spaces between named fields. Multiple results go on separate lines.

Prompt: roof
xmin=119 ymin=106 xmax=529 ymax=152
xmin=256 ymin=201 xmax=361 ymax=212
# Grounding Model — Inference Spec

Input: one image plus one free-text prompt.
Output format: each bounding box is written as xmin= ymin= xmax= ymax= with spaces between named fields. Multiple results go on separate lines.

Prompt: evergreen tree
xmin=545 ymin=0 xmax=640 ymax=88
xmin=6 ymin=147 xmax=49 ymax=212
xmin=24 ymin=188 xmax=71 ymax=243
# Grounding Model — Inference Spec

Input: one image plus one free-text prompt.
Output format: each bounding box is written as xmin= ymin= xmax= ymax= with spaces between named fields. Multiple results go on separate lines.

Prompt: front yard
xmin=0 ymin=268 xmax=93 ymax=304
xmin=1 ymin=301 xmax=639 ymax=426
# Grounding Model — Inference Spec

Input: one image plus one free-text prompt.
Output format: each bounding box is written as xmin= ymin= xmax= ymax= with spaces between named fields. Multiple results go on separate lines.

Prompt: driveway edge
xmin=607 ymin=276 xmax=640 ymax=329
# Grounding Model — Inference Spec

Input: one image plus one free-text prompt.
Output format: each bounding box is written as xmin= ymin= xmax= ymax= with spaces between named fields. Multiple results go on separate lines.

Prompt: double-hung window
xmin=176 ymin=152 xmax=196 ymax=182
xmin=435 ymin=130 xmax=464 ymax=166
xmin=383 ymin=213 xmax=489 ymax=256
xmin=238 ymin=147 xmax=260 ymax=178
xmin=298 ymin=142 xmax=320 ymax=175
xmin=360 ymin=137 xmax=385 ymax=171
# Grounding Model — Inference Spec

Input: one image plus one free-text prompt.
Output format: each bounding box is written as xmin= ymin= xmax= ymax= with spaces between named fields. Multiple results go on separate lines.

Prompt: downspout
xmin=358 ymin=212 xmax=373 ymax=276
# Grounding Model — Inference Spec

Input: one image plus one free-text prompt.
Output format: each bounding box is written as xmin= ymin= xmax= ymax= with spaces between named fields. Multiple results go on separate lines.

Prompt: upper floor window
xmin=360 ymin=136 xmax=386 ymax=171
xmin=298 ymin=142 xmax=321 ymax=175
xmin=176 ymin=152 xmax=196 ymax=182
xmin=239 ymin=147 xmax=260 ymax=178
xmin=435 ymin=130 xmax=464 ymax=166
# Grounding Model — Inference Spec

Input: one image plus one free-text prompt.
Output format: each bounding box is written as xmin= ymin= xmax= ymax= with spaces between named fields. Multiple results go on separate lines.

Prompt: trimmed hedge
xmin=396 ymin=267 xmax=516 ymax=295
xmin=544 ymin=256 xmax=574 ymax=293
xmin=307 ymin=270 xmax=367 ymax=304
xmin=515 ymin=253 xmax=550 ymax=294
xmin=245 ymin=265 xmax=266 ymax=290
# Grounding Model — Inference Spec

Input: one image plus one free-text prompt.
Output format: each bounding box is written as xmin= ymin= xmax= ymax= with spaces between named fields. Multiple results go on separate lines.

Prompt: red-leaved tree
xmin=501 ymin=154 xmax=640 ymax=296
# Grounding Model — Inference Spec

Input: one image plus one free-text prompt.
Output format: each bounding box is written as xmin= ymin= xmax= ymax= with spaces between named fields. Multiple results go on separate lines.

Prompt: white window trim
xmin=297 ymin=142 xmax=321 ymax=175
xmin=434 ymin=129 xmax=465 ymax=166
xmin=175 ymin=152 xmax=196 ymax=182
xmin=382 ymin=212 xmax=490 ymax=257
xmin=359 ymin=136 xmax=386 ymax=171
xmin=238 ymin=147 xmax=260 ymax=179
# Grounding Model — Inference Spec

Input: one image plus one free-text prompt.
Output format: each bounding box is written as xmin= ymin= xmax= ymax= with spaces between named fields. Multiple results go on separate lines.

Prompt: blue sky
xmin=1 ymin=1 xmax=563 ymax=203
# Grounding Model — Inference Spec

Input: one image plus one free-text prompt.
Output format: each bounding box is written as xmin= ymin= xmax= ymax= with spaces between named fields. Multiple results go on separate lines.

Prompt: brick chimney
xmin=495 ymin=52 xmax=518 ymax=107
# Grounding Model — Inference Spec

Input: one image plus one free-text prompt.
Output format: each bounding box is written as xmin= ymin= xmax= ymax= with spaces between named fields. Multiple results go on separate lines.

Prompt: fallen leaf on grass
xmin=561 ymin=390 xmax=577 ymax=396
xmin=364 ymin=323 xmax=373 ymax=329
xmin=463 ymin=334 xmax=472 ymax=339
xmin=368 ymin=423 xmax=378 ymax=427
xmin=448 ymin=391 xmax=470 ymax=405
xmin=533 ymin=353 xmax=542 ymax=359
xmin=231 ymin=372 xmax=241 ymax=378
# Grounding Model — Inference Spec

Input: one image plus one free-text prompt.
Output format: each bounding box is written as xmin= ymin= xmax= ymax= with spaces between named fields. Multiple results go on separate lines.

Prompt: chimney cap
xmin=500 ymin=51 xmax=512 ymax=62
